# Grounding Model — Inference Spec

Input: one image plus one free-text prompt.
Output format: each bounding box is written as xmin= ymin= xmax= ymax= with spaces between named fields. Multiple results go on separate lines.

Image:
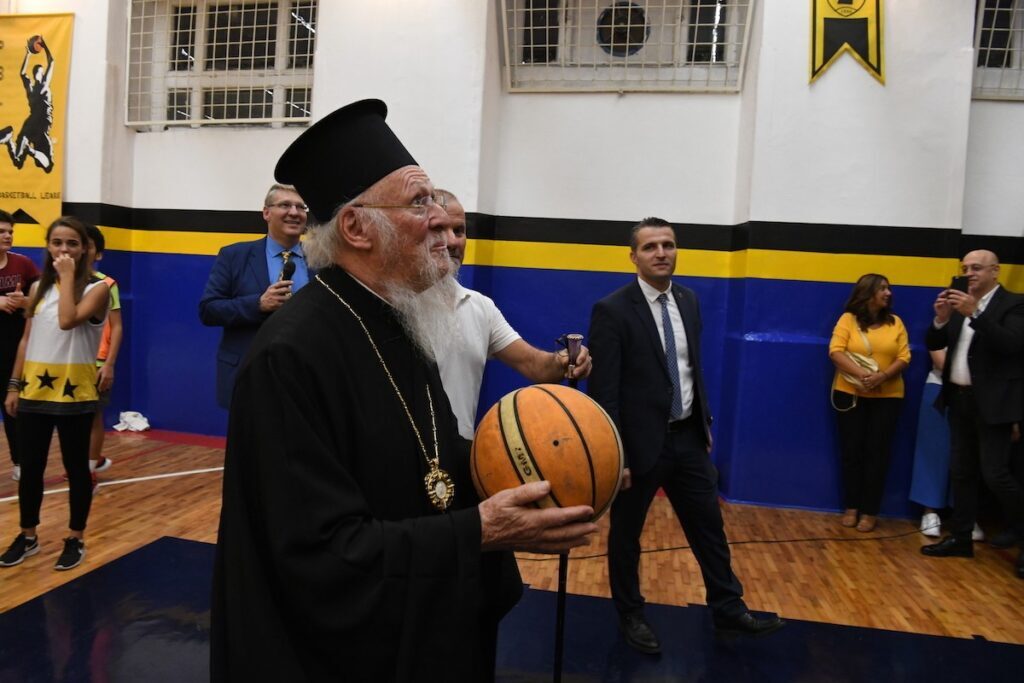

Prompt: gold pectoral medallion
xmin=317 ymin=276 xmax=453 ymax=514
xmin=425 ymin=467 xmax=455 ymax=511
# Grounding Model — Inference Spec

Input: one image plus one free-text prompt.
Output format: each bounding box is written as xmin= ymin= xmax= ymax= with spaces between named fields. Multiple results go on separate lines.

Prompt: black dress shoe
xmin=990 ymin=529 xmax=1020 ymax=550
xmin=713 ymin=611 xmax=785 ymax=636
xmin=921 ymin=535 xmax=974 ymax=558
xmin=619 ymin=612 xmax=661 ymax=654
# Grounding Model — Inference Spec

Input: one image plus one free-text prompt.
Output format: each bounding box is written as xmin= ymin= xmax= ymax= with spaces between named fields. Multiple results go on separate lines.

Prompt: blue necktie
xmin=658 ymin=293 xmax=683 ymax=420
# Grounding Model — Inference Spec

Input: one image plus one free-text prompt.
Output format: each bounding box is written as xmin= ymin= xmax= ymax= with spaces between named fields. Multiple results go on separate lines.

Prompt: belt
xmin=667 ymin=417 xmax=693 ymax=433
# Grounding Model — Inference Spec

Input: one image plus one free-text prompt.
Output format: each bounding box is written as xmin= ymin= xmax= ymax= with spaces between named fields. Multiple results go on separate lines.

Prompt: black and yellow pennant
xmin=810 ymin=0 xmax=884 ymax=84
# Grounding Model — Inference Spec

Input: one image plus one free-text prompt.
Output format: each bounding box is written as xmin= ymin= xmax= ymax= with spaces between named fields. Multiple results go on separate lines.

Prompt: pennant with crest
xmin=810 ymin=0 xmax=884 ymax=84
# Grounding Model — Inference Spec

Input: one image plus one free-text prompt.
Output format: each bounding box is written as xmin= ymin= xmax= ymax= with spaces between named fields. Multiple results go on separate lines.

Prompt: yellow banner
xmin=0 ymin=13 xmax=73 ymax=226
xmin=810 ymin=0 xmax=884 ymax=84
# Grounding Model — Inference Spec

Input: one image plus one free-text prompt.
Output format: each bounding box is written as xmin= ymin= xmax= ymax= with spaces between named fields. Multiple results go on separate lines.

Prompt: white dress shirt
xmin=637 ymin=277 xmax=694 ymax=420
xmin=945 ymin=285 xmax=1000 ymax=386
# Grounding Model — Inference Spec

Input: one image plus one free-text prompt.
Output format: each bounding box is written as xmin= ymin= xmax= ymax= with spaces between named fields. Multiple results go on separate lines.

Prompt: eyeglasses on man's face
xmin=351 ymin=192 xmax=447 ymax=217
xmin=960 ymin=263 xmax=996 ymax=274
xmin=269 ymin=201 xmax=309 ymax=213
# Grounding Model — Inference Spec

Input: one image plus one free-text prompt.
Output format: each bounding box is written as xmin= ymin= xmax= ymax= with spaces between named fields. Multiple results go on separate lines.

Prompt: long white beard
xmin=373 ymin=212 xmax=461 ymax=361
xmin=388 ymin=272 xmax=461 ymax=362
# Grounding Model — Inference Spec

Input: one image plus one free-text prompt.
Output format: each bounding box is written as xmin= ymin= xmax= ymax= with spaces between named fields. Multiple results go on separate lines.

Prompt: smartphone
xmin=949 ymin=275 xmax=969 ymax=293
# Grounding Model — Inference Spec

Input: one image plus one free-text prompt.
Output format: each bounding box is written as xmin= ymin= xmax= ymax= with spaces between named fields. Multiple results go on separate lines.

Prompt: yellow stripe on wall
xmin=464 ymin=239 xmax=974 ymax=289
xmin=19 ymin=228 xmax=1023 ymax=291
xmin=744 ymin=249 xmax=960 ymax=288
xmin=466 ymin=240 xmax=744 ymax=278
xmin=18 ymin=224 xmax=264 ymax=256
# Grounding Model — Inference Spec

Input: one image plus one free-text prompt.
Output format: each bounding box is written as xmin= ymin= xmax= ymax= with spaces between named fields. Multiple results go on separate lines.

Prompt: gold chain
xmin=315 ymin=275 xmax=451 ymax=509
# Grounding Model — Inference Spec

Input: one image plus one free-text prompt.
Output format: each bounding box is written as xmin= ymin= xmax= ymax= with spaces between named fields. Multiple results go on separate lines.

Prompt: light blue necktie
xmin=658 ymin=293 xmax=684 ymax=420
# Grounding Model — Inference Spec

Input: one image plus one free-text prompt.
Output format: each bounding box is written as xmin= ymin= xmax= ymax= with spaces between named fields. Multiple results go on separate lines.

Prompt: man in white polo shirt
xmin=434 ymin=190 xmax=591 ymax=442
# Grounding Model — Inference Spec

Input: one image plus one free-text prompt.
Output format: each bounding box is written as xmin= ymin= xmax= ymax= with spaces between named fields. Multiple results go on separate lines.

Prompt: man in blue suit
xmin=588 ymin=217 xmax=782 ymax=655
xmin=199 ymin=183 xmax=310 ymax=409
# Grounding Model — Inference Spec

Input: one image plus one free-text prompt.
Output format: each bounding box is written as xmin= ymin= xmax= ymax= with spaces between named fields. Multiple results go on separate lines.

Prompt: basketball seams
xmin=496 ymin=392 xmax=527 ymax=488
xmin=511 ymin=388 xmax=561 ymax=508
xmin=470 ymin=437 xmax=491 ymax=500
xmin=589 ymin=400 xmax=625 ymax=519
xmin=497 ymin=389 xmax=557 ymax=509
xmin=534 ymin=385 xmax=597 ymax=510
xmin=473 ymin=383 xmax=623 ymax=519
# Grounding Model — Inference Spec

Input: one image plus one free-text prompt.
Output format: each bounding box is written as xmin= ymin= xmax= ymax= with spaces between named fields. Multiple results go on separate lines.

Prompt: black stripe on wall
xmin=57 ymin=201 xmax=1019 ymax=262
xmin=471 ymin=214 xmax=742 ymax=251
xmin=62 ymin=202 xmax=264 ymax=234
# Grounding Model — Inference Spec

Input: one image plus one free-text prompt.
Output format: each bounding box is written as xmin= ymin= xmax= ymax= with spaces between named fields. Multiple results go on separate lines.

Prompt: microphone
xmin=280 ymin=259 xmax=296 ymax=282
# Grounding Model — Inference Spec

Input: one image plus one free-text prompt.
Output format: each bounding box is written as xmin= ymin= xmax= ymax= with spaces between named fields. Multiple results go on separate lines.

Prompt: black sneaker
xmin=0 ymin=533 xmax=40 ymax=567
xmin=54 ymin=537 xmax=85 ymax=571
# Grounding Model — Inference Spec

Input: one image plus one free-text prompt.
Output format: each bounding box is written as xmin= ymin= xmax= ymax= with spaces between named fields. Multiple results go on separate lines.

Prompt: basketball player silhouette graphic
xmin=0 ymin=35 xmax=55 ymax=173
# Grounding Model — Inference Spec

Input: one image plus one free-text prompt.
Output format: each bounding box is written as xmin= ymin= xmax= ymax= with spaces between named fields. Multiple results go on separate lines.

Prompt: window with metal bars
xmin=502 ymin=0 xmax=753 ymax=93
xmin=127 ymin=0 xmax=317 ymax=127
xmin=974 ymin=0 xmax=1024 ymax=100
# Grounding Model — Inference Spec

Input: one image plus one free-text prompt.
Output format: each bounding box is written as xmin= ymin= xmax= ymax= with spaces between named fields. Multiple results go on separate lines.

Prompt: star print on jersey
xmin=37 ymin=369 xmax=58 ymax=389
xmin=62 ymin=379 xmax=77 ymax=398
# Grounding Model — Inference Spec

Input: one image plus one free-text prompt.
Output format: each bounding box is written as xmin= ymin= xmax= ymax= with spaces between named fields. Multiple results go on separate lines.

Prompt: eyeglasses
xmin=268 ymin=201 xmax=309 ymax=212
xmin=351 ymin=192 xmax=446 ymax=216
xmin=960 ymin=263 xmax=996 ymax=274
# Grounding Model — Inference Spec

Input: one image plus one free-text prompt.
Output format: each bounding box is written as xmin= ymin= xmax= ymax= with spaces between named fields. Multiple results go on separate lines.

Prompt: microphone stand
xmin=553 ymin=333 xmax=583 ymax=683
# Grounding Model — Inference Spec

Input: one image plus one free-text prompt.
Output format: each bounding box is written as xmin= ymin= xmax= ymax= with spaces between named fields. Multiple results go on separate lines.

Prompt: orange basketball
xmin=471 ymin=384 xmax=624 ymax=520
xmin=27 ymin=35 xmax=43 ymax=54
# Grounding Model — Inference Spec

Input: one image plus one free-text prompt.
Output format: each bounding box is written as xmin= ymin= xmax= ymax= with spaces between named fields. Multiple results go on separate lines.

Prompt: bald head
xmin=961 ymin=249 xmax=1001 ymax=297
xmin=435 ymin=189 xmax=466 ymax=266
xmin=964 ymin=250 xmax=999 ymax=266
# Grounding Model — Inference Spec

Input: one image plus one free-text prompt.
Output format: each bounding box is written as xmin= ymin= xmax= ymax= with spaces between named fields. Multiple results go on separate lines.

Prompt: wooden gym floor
xmin=0 ymin=429 xmax=1022 ymax=645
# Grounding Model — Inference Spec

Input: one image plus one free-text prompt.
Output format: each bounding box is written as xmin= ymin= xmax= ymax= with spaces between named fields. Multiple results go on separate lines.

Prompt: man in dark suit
xmin=588 ymin=217 xmax=783 ymax=654
xmin=922 ymin=249 xmax=1024 ymax=579
xmin=199 ymin=183 xmax=310 ymax=408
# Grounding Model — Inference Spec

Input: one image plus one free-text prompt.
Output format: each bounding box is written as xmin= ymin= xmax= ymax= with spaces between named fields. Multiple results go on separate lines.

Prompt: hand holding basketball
xmin=479 ymin=481 xmax=597 ymax=554
xmin=472 ymin=384 xmax=624 ymax=520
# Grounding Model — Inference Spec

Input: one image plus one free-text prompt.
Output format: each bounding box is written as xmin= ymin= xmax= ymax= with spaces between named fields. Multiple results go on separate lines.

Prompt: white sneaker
xmin=92 ymin=457 xmax=113 ymax=473
xmin=920 ymin=512 xmax=941 ymax=537
xmin=10 ymin=465 xmax=19 ymax=482
xmin=972 ymin=523 xmax=985 ymax=542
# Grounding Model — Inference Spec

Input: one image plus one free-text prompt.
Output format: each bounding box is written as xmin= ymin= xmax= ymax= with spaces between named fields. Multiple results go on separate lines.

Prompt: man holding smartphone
xmin=922 ymin=250 xmax=1024 ymax=579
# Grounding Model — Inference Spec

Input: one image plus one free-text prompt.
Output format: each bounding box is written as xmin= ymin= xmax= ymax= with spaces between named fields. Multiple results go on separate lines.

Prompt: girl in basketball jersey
xmin=0 ymin=216 xmax=109 ymax=571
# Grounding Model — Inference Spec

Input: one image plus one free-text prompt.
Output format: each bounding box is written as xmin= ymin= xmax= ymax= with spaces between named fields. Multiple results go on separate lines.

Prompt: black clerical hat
xmin=274 ymin=99 xmax=417 ymax=223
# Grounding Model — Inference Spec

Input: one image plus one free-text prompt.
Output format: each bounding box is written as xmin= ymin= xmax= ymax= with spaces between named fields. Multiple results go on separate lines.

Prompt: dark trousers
xmin=0 ymin=351 xmax=18 ymax=465
xmin=947 ymin=387 xmax=1024 ymax=539
xmin=834 ymin=393 xmax=902 ymax=516
xmin=608 ymin=416 xmax=745 ymax=619
xmin=17 ymin=411 xmax=93 ymax=531
xmin=1 ymin=397 xmax=17 ymax=466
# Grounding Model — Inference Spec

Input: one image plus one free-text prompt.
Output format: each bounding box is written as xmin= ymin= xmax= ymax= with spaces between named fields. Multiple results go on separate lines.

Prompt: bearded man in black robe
xmin=210 ymin=99 xmax=598 ymax=682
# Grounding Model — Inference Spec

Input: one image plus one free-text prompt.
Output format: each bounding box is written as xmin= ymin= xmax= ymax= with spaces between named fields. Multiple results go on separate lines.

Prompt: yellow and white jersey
xmin=19 ymin=278 xmax=108 ymax=414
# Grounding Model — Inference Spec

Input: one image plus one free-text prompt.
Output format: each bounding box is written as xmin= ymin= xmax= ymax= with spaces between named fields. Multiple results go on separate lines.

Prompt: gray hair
xmin=263 ymin=183 xmax=300 ymax=207
xmin=302 ymin=188 xmax=395 ymax=270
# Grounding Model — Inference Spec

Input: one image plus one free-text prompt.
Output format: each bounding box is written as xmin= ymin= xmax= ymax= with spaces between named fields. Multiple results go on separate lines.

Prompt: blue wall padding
xmin=14 ymin=249 xmax=944 ymax=517
xmin=468 ymin=265 xmax=939 ymax=518
xmin=130 ymin=252 xmax=226 ymax=436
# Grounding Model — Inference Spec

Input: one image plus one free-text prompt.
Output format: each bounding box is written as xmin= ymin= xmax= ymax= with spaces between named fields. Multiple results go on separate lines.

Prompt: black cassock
xmin=211 ymin=266 xmax=522 ymax=682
